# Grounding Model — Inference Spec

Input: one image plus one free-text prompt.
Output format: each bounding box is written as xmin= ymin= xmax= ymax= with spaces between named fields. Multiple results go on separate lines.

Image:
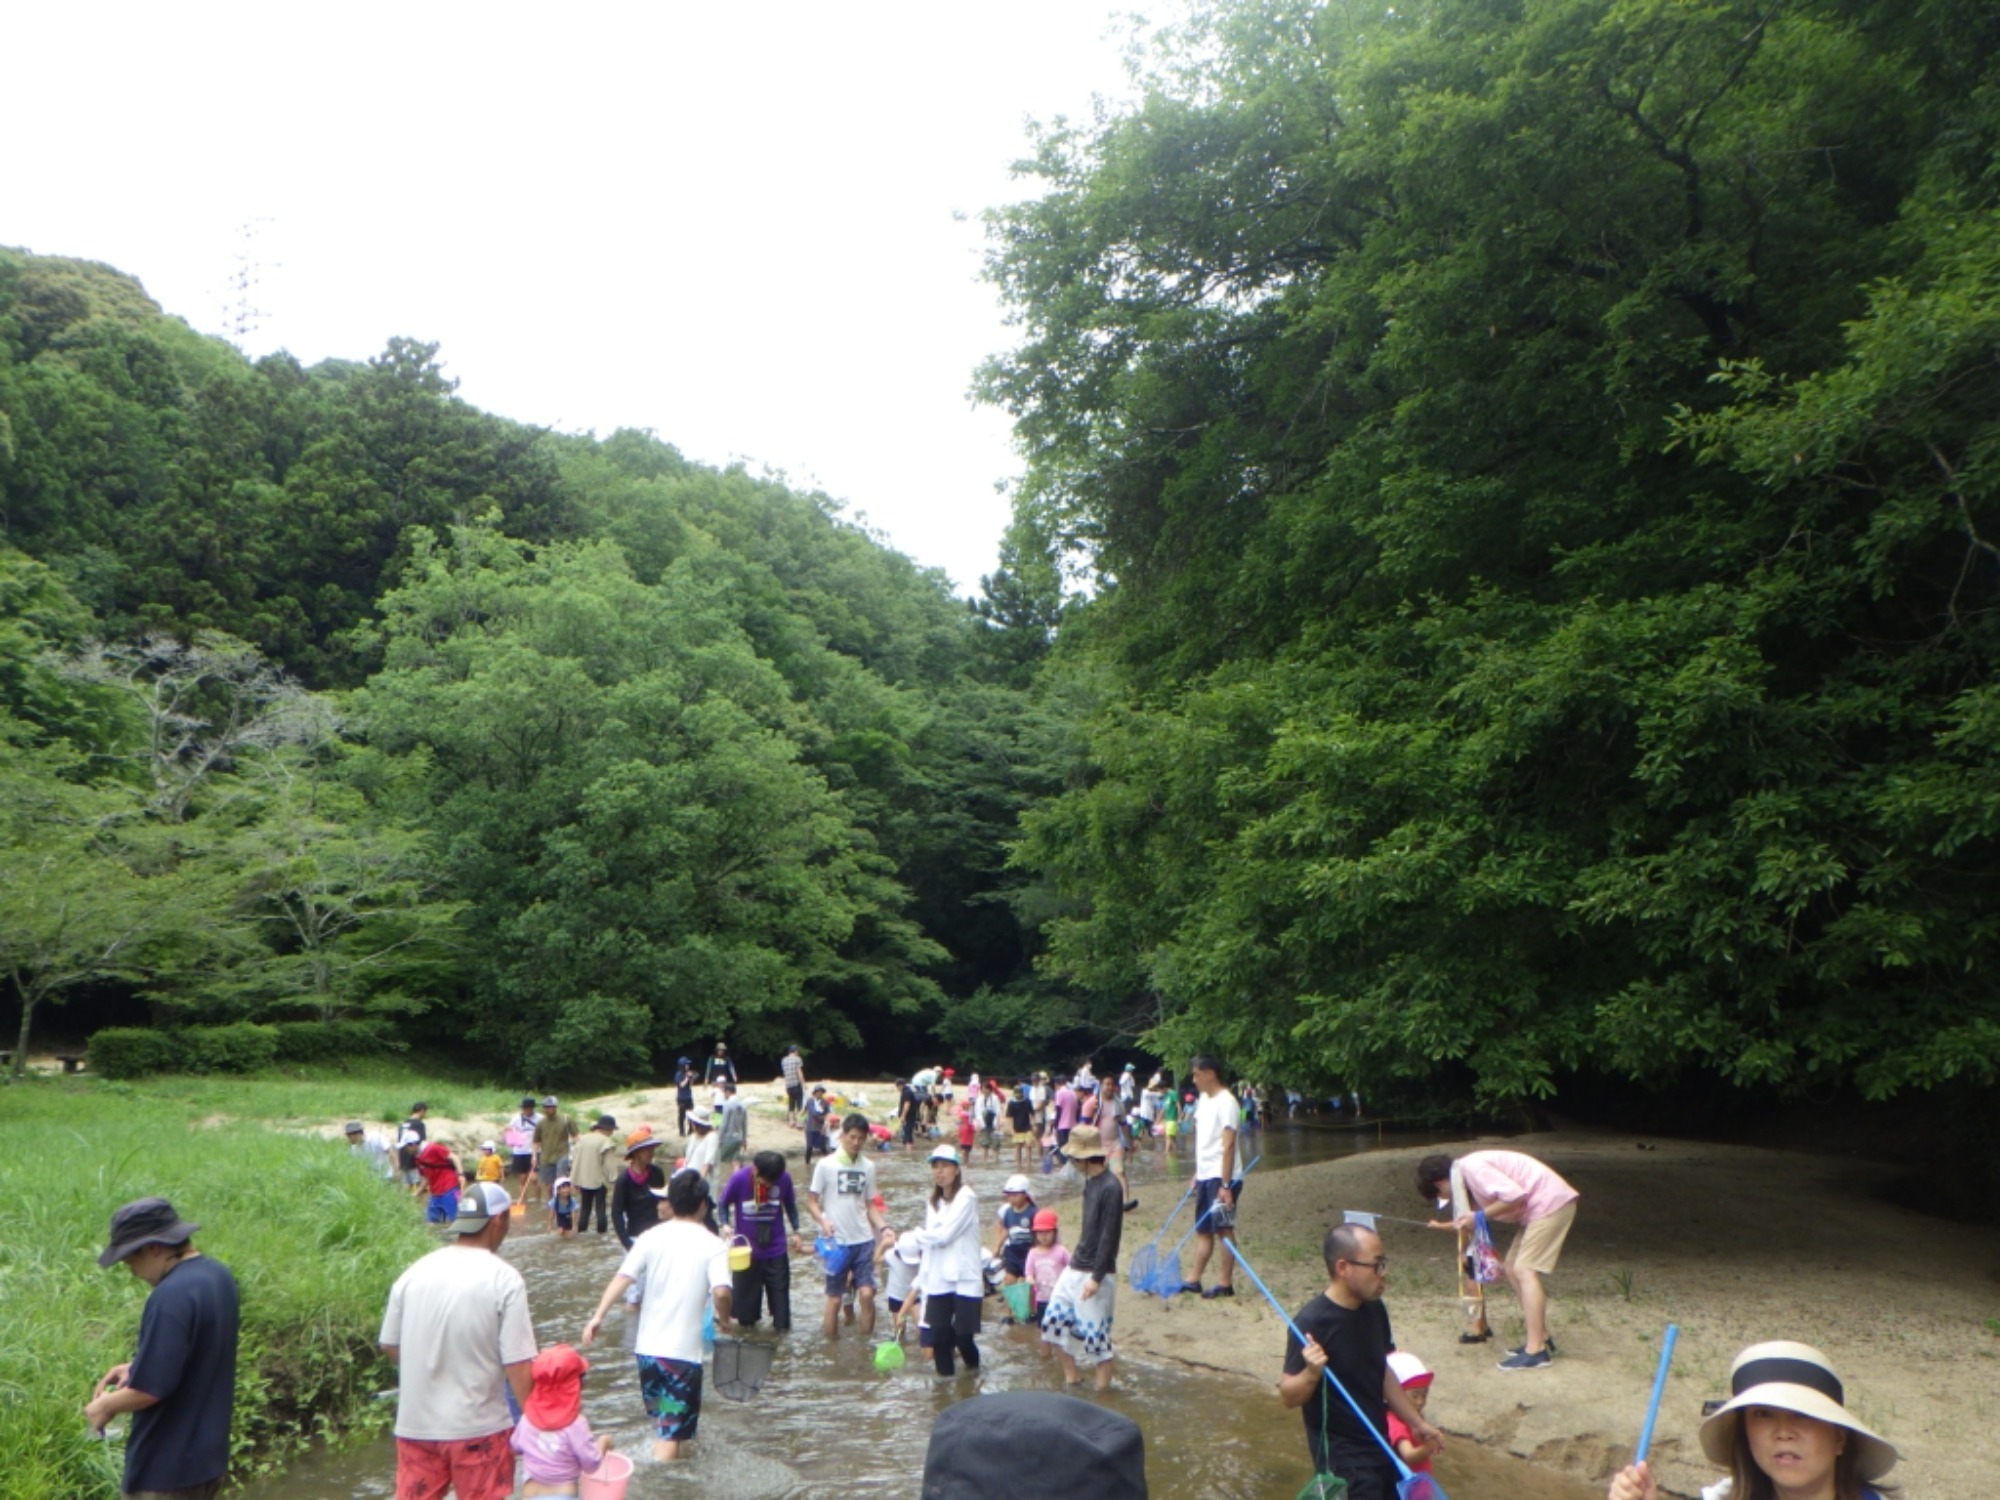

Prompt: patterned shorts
xmin=394 ymin=1433 xmax=513 ymax=1500
xmin=636 ymin=1353 xmax=704 ymax=1442
xmin=1040 ymin=1266 xmax=1116 ymax=1367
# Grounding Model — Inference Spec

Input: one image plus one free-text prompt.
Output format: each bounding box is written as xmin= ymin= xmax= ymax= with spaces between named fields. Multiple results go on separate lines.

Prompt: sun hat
xmin=624 ymin=1128 xmax=659 ymax=1157
xmin=454 ymin=1182 xmax=514 ymax=1234
xmin=1698 ymin=1342 xmax=1897 ymax=1480
xmin=595 ymin=1113 xmax=617 ymax=1130
xmin=480 ymin=1140 xmax=497 ymax=1152
xmin=688 ymin=1107 xmax=714 ymax=1130
xmin=342 ymin=1120 xmax=364 ymax=1134
xmin=98 ymin=1197 xmax=202 ymax=1267
xmin=1066 ymin=1125 xmax=1108 ymax=1161
xmin=1032 ymin=1209 xmax=1059 ymax=1232
xmin=929 ymin=1144 xmax=962 ymax=1165
xmin=524 ymin=1344 xmax=590 ymax=1430
xmin=1387 ymin=1350 xmax=1434 ymax=1390
xmin=1003 ymin=1173 xmax=1032 ymax=1195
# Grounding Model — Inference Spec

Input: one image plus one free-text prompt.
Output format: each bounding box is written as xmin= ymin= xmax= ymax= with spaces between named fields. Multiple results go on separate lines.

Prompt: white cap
xmin=480 ymin=1140 xmax=496 ymax=1152
xmin=1003 ymin=1174 xmax=1031 ymax=1194
xmin=928 ymin=1145 xmax=961 ymax=1166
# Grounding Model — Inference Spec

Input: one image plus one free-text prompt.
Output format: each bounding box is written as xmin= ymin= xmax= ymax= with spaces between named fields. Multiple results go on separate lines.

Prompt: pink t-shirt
xmin=510 ymin=1414 xmax=602 ymax=1485
xmin=1455 ymin=1150 xmax=1578 ymax=1225
xmin=1054 ymin=1087 xmax=1079 ymax=1130
xmin=1026 ymin=1244 xmax=1070 ymax=1305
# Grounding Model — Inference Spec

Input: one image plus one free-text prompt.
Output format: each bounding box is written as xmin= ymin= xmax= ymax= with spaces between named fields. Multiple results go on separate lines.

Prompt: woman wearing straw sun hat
xmin=1608 ymin=1341 xmax=1897 ymax=1500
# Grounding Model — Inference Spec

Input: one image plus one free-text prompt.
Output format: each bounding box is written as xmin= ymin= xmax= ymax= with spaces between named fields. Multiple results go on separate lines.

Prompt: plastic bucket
xmin=579 ymin=1449 xmax=633 ymax=1500
xmin=727 ymin=1234 xmax=752 ymax=1273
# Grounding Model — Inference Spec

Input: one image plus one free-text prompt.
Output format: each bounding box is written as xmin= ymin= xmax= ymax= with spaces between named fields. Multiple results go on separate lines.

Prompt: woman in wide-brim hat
xmin=1609 ymin=1340 xmax=1897 ymax=1500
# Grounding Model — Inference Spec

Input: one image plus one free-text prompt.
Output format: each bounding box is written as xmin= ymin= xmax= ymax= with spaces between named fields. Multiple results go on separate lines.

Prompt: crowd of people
xmin=82 ymin=1045 xmax=1902 ymax=1500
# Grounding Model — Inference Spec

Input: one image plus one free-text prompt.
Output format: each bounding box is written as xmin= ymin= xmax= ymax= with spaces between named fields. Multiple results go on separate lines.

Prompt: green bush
xmin=86 ymin=1028 xmax=180 ymax=1080
xmin=0 ymin=1080 xmax=436 ymax=1498
xmin=177 ymin=1023 xmax=279 ymax=1074
xmin=269 ymin=1020 xmax=390 ymax=1065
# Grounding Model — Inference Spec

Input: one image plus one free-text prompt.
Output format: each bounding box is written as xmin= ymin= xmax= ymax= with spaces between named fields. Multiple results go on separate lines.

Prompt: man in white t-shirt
xmin=1183 ymin=1054 xmax=1243 ymax=1299
xmin=807 ymin=1113 xmax=887 ymax=1339
xmin=582 ymin=1172 xmax=732 ymax=1461
xmin=379 ymin=1182 xmax=537 ymax=1500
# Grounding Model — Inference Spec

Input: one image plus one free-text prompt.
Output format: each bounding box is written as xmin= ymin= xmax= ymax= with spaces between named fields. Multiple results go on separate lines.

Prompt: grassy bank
xmin=0 ymin=1066 xmax=457 ymax=1500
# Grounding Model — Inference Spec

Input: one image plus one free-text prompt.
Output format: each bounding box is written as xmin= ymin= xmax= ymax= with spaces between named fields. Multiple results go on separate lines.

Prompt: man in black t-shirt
xmin=86 ymin=1197 xmax=240 ymax=1500
xmin=1279 ymin=1222 xmax=1445 ymax=1500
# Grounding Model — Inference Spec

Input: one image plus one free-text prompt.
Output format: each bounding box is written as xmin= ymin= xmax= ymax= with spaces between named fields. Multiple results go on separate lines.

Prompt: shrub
xmin=177 ymin=1023 xmax=279 ymax=1075
xmin=269 ymin=1020 xmax=390 ymax=1064
xmin=87 ymin=1027 xmax=180 ymax=1080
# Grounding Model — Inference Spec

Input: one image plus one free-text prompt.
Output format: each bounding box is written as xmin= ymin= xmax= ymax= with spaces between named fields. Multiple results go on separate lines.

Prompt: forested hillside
xmin=982 ymin=0 xmax=2000 ymax=1116
xmin=0 ymin=250 xmax=1072 ymax=1079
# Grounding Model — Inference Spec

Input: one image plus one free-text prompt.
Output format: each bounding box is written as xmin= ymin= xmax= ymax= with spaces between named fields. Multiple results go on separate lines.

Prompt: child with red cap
xmin=511 ymin=1344 xmax=613 ymax=1498
xmin=1386 ymin=1350 xmax=1440 ymax=1475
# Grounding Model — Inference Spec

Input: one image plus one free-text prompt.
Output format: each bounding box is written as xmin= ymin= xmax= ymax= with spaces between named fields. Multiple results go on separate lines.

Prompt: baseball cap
xmin=541 ymin=1095 xmax=559 ymax=1107
xmin=454 ymin=1182 xmax=514 ymax=1233
xmin=928 ymin=1144 xmax=961 ymax=1165
xmin=480 ymin=1140 xmax=497 ymax=1152
xmin=1003 ymin=1174 xmax=1031 ymax=1195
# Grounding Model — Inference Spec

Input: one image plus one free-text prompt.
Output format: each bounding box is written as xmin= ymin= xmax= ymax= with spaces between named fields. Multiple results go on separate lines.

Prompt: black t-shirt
xmin=1283 ymin=1293 xmax=1391 ymax=1461
xmin=1006 ymin=1098 xmax=1034 ymax=1132
xmin=126 ymin=1254 xmax=240 ymax=1491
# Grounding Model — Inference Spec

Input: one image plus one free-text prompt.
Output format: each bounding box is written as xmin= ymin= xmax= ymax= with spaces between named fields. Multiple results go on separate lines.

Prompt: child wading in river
xmin=511 ymin=1343 xmax=614 ymax=1498
xmin=1387 ymin=1350 xmax=1441 ymax=1474
xmin=551 ymin=1177 xmax=579 ymax=1237
xmin=1024 ymin=1209 xmax=1068 ymax=1349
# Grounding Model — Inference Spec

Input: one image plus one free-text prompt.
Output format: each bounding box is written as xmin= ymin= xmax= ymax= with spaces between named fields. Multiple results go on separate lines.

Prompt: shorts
xmin=1041 ymin=1266 xmax=1116 ymax=1367
xmin=394 ymin=1431 xmax=514 ymax=1500
xmin=1508 ymin=1199 xmax=1577 ymax=1276
xmin=786 ymin=1083 xmax=804 ymax=1109
xmin=805 ymin=1132 xmax=829 ymax=1155
xmin=1195 ymin=1176 xmax=1242 ymax=1233
xmin=636 ymin=1353 xmax=704 ymax=1442
xmin=1012 ymin=1131 xmax=1034 ymax=1146
xmin=508 ymin=1155 xmax=533 ymax=1179
xmin=555 ymin=1209 xmax=574 ymax=1230
xmin=536 ymin=1162 xmax=562 ymax=1187
xmin=425 ymin=1191 xmax=458 ymax=1225
xmin=824 ymin=1245 xmax=878 ymax=1300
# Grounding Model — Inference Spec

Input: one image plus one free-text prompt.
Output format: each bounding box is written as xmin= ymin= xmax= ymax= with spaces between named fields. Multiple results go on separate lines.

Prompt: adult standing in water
xmin=807 ymin=1113 xmax=887 ymax=1338
xmin=611 ymin=1133 xmax=666 ymax=1250
xmin=581 ymin=1172 xmax=733 ymax=1462
xmin=569 ymin=1113 xmax=619 ymax=1239
xmin=1416 ymin=1149 xmax=1578 ymax=1370
xmin=503 ymin=1097 xmax=538 ymax=1201
xmin=1040 ymin=1125 xmax=1124 ymax=1391
xmin=531 ymin=1095 xmax=576 ymax=1212
xmin=717 ymin=1149 xmax=802 ymax=1331
xmin=85 ymin=1196 xmax=240 ymax=1500
xmin=380 ymin=1183 xmax=537 ymax=1500
xmin=1182 ymin=1054 xmax=1242 ymax=1298
xmin=910 ymin=1144 xmax=985 ymax=1377
xmin=1606 ymin=1341 xmax=1898 ymax=1500
xmin=1279 ymin=1222 xmax=1444 ymax=1500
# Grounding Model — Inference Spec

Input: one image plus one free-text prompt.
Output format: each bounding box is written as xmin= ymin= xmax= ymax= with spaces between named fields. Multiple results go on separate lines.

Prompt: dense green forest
xmin=6 ymin=0 xmax=2000 ymax=1126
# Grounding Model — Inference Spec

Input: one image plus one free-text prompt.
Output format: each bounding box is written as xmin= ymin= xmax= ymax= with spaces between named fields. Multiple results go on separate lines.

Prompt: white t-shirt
xmin=379 ymin=1245 xmax=537 ymax=1440
xmin=883 ymin=1237 xmax=923 ymax=1303
xmin=808 ymin=1150 xmax=878 ymax=1246
xmin=1194 ymin=1088 xmax=1242 ymax=1182
xmin=619 ymin=1219 xmax=730 ymax=1363
xmin=682 ymin=1131 xmax=718 ymax=1179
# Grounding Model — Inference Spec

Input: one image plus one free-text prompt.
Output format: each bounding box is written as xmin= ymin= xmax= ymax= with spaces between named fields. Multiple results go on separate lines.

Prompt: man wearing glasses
xmin=1278 ymin=1222 xmax=1444 ymax=1500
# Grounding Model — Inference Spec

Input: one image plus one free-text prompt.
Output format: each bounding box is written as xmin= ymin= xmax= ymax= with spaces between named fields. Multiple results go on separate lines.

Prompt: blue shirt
xmin=126 ymin=1254 xmax=239 ymax=1491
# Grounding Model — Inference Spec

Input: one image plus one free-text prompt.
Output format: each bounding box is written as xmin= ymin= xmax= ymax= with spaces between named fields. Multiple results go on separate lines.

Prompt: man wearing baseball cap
xmin=531 ymin=1095 xmax=576 ymax=1211
xmin=85 ymin=1196 xmax=240 ymax=1500
xmin=379 ymin=1182 xmax=538 ymax=1500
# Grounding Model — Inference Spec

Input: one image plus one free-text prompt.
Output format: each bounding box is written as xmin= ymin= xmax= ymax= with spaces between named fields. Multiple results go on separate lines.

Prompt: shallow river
xmin=242 ymin=1120 xmax=1602 ymax=1500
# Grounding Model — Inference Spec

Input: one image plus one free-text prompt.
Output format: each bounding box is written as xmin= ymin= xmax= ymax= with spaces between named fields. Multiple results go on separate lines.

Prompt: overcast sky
xmin=6 ymin=3 xmax=1154 ymax=595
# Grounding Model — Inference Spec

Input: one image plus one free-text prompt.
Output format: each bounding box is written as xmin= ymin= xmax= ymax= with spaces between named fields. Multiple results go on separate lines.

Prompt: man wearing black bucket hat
xmin=85 ymin=1196 xmax=240 ymax=1500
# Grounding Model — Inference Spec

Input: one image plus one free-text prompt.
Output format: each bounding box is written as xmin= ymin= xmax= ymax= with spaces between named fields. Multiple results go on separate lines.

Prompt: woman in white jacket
xmin=911 ymin=1145 xmax=984 ymax=1375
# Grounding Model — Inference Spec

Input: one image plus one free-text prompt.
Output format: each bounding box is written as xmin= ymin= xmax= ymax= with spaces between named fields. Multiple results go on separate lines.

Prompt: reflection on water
xmin=238 ymin=1123 xmax=1600 ymax=1500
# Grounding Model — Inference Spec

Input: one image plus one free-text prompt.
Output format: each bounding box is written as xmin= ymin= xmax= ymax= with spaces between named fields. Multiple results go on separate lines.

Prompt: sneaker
xmin=1507 ymin=1339 xmax=1558 ymax=1357
xmin=1203 ymin=1284 xmax=1236 ymax=1299
xmin=1497 ymin=1348 xmax=1552 ymax=1371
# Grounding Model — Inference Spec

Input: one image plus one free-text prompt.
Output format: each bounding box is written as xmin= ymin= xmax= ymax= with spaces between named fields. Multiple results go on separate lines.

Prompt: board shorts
xmin=394 ymin=1431 xmax=514 ymax=1500
xmin=636 ymin=1353 xmax=704 ymax=1442
xmin=1508 ymin=1199 xmax=1577 ymax=1275
xmin=825 ymin=1244 xmax=878 ymax=1299
xmin=1041 ymin=1266 xmax=1116 ymax=1367
xmin=1194 ymin=1175 xmax=1242 ymax=1233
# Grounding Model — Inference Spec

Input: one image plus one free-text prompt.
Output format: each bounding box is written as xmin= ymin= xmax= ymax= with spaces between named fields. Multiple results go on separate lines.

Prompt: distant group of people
xmin=84 ymin=1045 xmax=1901 ymax=1500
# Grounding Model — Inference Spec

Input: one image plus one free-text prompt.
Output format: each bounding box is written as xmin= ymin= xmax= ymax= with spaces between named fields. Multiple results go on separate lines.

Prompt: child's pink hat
xmin=1387 ymin=1350 xmax=1433 ymax=1389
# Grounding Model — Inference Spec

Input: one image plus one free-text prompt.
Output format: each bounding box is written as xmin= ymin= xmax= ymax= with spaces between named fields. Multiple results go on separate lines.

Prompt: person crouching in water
xmin=511 ymin=1344 xmax=613 ymax=1498
xmin=908 ymin=1145 xmax=984 ymax=1376
xmin=1039 ymin=1124 xmax=1123 ymax=1391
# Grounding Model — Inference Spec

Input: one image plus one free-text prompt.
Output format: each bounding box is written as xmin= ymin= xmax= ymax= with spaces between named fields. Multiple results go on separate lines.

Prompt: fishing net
xmin=1296 ymin=1476 xmax=1349 ymax=1500
xmin=1002 ymin=1281 xmax=1034 ymax=1322
xmin=873 ymin=1338 xmax=906 ymax=1371
xmin=710 ymin=1336 xmax=776 ymax=1402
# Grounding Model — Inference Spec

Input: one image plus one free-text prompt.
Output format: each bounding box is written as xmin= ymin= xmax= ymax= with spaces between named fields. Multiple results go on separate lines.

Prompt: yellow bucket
xmin=727 ymin=1234 xmax=753 ymax=1273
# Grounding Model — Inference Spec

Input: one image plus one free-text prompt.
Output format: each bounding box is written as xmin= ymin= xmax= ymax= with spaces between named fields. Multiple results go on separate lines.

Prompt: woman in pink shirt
xmin=1416 ymin=1150 xmax=1579 ymax=1371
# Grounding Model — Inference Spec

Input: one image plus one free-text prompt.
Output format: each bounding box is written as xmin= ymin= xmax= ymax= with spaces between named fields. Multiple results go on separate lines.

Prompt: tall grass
xmin=0 ymin=1074 xmax=446 ymax=1499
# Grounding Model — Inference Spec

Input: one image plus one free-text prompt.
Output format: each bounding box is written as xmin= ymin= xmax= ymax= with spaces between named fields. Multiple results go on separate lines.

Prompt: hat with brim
xmin=98 ymin=1197 xmax=201 ymax=1267
xmin=1065 ymin=1125 xmax=1108 ymax=1161
xmin=1698 ymin=1342 xmax=1897 ymax=1481
xmin=595 ymin=1114 xmax=617 ymax=1130
xmin=454 ymin=1182 xmax=514 ymax=1234
xmin=688 ymin=1108 xmax=714 ymax=1130
xmin=928 ymin=1144 xmax=961 ymax=1165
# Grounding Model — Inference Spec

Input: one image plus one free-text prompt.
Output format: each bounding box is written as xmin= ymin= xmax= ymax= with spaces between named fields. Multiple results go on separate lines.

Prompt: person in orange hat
xmin=511 ymin=1344 xmax=613 ymax=1498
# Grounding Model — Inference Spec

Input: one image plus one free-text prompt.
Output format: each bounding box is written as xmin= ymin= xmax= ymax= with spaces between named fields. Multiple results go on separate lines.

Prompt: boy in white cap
xmin=992 ymin=1174 xmax=1039 ymax=1314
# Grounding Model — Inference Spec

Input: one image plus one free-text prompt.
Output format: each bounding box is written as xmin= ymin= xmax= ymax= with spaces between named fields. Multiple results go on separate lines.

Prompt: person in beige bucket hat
xmin=1608 ymin=1339 xmax=1897 ymax=1500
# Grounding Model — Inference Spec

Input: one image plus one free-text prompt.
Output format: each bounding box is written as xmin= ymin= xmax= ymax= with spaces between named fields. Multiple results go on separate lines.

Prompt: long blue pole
xmin=1636 ymin=1324 xmax=1680 ymax=1463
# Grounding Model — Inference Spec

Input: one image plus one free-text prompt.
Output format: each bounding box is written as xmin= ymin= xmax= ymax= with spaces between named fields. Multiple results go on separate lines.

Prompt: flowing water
xmin=240 ymin=1121 xmax=1602 ymax=1500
